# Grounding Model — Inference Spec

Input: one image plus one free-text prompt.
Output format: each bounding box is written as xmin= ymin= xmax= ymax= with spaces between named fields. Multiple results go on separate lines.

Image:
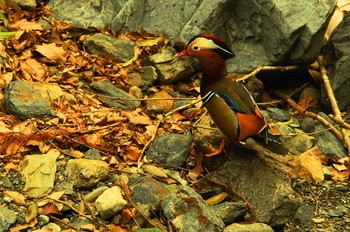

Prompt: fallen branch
xmin=275 ymin=91 xmax=343 ymax=140
xmin=329 ymin=114 xmax=350 ymax=130
xmin=138 ymin=98 xmax=203 ymax=168
xmin=237 ymin=65 xmax=304 ymax=82
xmin=317 ymin=54 xmax=350 ymax=153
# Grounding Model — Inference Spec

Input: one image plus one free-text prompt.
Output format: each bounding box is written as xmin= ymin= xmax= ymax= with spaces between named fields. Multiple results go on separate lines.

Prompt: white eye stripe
xmin=190 ymin=37 xmax=233 ymax=55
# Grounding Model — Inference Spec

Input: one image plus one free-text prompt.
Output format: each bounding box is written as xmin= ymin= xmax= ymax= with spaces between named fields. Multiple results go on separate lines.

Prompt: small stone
xmin=84 ymin=186 xmax=109 ymax=203
xmin=84 ymin=148 xmax=101 ymax=160
xmin=42 ymin=222 xmax=61 ymax=232
xmin=212 ymin=201 xmax=248 ymax=225
xmin=224 ymin=222 xmax=274 ymax=232
xmin=293 ymin=204 xmax=316 ymax=227
xmin=84 ymin=33 xmax=135 ymax=62
xmin=130 ymin=176 xmax=170 ymax=211
xmin=327 ymin=205 xmax=349 ymax=218
xmin=90 ymin=80 xmax=140 ymax=109
xmin=161 ymin=186 xmax=224 ymax=231
xmin=95 ymin=186 xmax=127 ymax=219
xmin=66 ymin=159 xmax=109 ymax=189
xmin=146 ymin=91 xmax=174 ymax=113
xmin=149 ymin=47 xmax=195 ymax=84
xmin=312 ymin=217 xmax=325 ymax=223
xmin=142 ymin=66 xmax=158 ymax=84
xmin=4 ymin=81 xmax=56 ymax=120
xmin=38 ymin=215 xmax=50 ymax=226
xmin=146 ymin=133 xmax=193 ymax=167
xmin=264 ymin=107 xmax=292 ymax=122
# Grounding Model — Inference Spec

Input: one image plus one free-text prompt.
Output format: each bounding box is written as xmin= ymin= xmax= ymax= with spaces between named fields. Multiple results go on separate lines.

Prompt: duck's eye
xmin=193 ymin=45 xmax=200 ymax=51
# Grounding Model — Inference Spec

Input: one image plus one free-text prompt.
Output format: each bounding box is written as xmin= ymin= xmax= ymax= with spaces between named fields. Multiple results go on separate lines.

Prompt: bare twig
xmin=237 ymin=65 xmax=303 ymax=82
xmin=317 ymin=54 xmax=350 ymax=153
xmin=275 ymin=91 xmax=343 ymax=140
xmin=138 ymin=98 xmax=203 ymax=168
xmin=329 ymin=114 xmax=350 ymax=130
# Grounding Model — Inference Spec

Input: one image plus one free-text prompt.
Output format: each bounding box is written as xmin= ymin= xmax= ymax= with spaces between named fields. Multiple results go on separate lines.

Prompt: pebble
xmin=66 ymin=159 xmax=109 ymax=189
xmin=95 ymin=186 xmax=127 ymax=219
xmin=146 ymin=133 xmax=193 ymax=167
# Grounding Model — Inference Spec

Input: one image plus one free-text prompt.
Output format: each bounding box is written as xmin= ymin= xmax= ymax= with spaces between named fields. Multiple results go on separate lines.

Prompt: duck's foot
xmin=205 ymin=138 xmax=226 ymax=157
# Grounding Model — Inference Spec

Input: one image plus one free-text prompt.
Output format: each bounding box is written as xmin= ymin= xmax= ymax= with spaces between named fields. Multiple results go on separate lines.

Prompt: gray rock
xmin=224 ymin=222 xmax=274 ymax=232
xmin=148 ymin=47 xmax=195 ymax=84
xmin=84 ymin=33 xmax=135 ymax=62
xmin=146 ymin=133 xmax=193 ymax=167
xmin=49 ymin=0 xmax=125 ymax=29
xmin=212 ymin=147 xmax=301 ymax=228
xmin=299 ymin=85 xmax=321 ymax=104
xmin=142 ymin=66 xmax=158 ymax=85
xmin=161 ymin=186 xmax=225 ymax=232
xmin=323 ymin=12 xmax=350 ymax=111
xmin=326 ymin=205 xmax=349 ymax=218
xmin=95 ymin=186 xmax=127 ymax=219
xmin=50 ymin=0 xmax=335 ymax=72
xmin=4 ymin=81 xmax=55 ymax=120
xmin=90 ymin=80 xmax=140 ymax=109
xmin=130 ymin=176 xmax=170 ymax=211
xmin=301 ymin=112 xmax=347 ymax=159
xmin=0 ymin=205 xmax=17 ymax=232
xmin=264 ymin=108 xmax=292 ymax=122
xmin=278 ymin=124 xmax=315 ymax=155
xmin=84 ymin=148 xmax=101 ymax=160
xmin=212 ymin=201 xmax=248 ymax=225
xmin=293 ymin=204 xmax=316 ymax=227
xmin=66 ymin=159 xmax=109 ymax=189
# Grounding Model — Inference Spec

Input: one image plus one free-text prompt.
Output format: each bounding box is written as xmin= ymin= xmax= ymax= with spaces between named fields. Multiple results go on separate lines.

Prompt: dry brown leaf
xmin=42 ymin=202 xmax=61 ymax=215
xmin=20 ymin=58 xmax=48 ymax=81
xmin=38 ymin=191 xmax=65 ymax=207
xmin=205 ymin=192 xmax=229 ymax=206
xmin=290 ymin=147 xmax=325 ymax=182
xmin=27 ymin=140 xmax=51 ymax=153
xmin=332 ymin=157 xmax=350 ymax=181
xmin=188 ymin=153 xmax=204 ymax=181
xmin=36 ymin=43 xmax=69 ymax=63
xmin=8 ymin=19 xmax=43 ymax=31
xmin=298 ymin=96 xmax=318 ymax=110
xmin=3 ymin=190 xmax=26 ymax=205
xmin=68 ymin=148 xmax=85 ymax=158
xmin=128 ymin=114 xmax=152 ymax=125
xmin=4 ymin=162 xmax=18 ymax=173
xmin=324 ymin=8 xmax=344 ymax=43
xmin=125 ymin=145 xmax=140 ymax=161
xmin=25 ymin=202 xmax=38 ymax=223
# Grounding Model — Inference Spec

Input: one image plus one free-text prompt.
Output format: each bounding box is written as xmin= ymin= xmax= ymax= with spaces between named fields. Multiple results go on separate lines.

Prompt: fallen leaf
xmin=290 ymin=147 xmax=325 ymax=182
xmin=8 ymin=19 xmax=43 ymax=31
xmin=20 ymin=58 xmax=48 ymax=81
xmin=4 ymin=162 xmax=18 ymax=172
xmin=36 ymin=43 xmax=69 ymax=63
xmin=205 ymin=192 xmax=229 ymax=206
xmin=128 ymin=114 xmax=152 ymax=125
xmin=298 ymin=96 xmax=318 ymax=110
xmin=25 ymin=202 xmax=38 ymax=223
xmin=3 ymin=190 xmax=26 ymax=205
xmin=42 ymin=202 xmax=61 ymax=215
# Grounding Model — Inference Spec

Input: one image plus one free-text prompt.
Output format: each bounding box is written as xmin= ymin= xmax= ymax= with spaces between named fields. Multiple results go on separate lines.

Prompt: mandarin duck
xmin=178 ymin=34 xmax=269 ymax=153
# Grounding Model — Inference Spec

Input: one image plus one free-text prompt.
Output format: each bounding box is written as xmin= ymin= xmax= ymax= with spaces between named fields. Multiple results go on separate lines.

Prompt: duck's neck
xmin=199 ymin=54 xmax=227 ymax=96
